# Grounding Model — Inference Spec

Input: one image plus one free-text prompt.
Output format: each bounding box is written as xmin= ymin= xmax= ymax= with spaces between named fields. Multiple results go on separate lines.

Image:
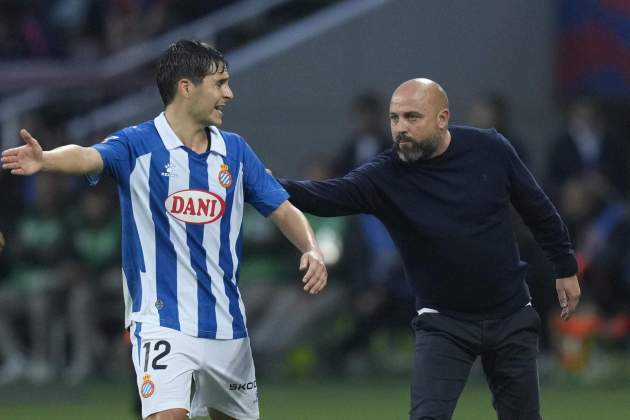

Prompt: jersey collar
xmin=154 ymin=112 xmax=227 ymax=157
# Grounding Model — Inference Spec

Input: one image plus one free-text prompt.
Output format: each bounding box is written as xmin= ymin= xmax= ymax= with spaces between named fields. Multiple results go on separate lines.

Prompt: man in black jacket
xmin=278 ymin=78 xmax=581 ymax=420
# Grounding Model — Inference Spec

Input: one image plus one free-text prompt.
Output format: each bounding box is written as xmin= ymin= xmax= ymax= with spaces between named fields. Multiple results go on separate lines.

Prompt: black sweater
xmin=279 ymin=126 xmax=577 ymax=320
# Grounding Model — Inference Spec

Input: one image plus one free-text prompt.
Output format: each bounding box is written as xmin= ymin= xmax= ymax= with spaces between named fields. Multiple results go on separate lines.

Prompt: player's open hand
xmin=556 ymin=275 xmax=580 ymax=321
xmin=1 ymin=129 xmax=44 ymax=175
xmin=299 ymin=249 xmax=327 ymax=295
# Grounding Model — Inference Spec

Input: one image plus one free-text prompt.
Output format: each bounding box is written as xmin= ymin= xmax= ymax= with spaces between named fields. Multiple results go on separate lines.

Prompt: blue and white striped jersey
xmin=88 ymin=113 xmax=288 ymax=339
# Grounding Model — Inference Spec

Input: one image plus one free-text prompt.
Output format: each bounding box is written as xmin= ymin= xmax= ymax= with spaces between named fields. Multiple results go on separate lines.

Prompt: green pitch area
xmin=1 ymin=378 xmax=629 ymax=419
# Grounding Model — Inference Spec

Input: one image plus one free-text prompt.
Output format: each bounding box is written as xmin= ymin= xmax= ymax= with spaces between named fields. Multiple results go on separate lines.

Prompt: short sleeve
xmin=86 ymin=132 xmax=131 ymax=185
xmin=241 ymin=141 xmax=289 ymax=216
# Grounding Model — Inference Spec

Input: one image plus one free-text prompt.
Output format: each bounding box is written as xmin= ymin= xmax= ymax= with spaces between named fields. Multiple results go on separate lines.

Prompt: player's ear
xmin=178 ymin=79 xmax=192 ymax=99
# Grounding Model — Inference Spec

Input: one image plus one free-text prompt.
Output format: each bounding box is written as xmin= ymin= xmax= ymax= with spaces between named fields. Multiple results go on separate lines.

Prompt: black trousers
xmin=410 ymin=305 xmax=542 ymax=420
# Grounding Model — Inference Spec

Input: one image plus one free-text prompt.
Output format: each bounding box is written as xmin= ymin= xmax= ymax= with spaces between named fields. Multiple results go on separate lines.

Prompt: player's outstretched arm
xmin=1 ymin=129 xmax=103 ymax=176
xmin=270 ymin=201 xmax=328 ymax=295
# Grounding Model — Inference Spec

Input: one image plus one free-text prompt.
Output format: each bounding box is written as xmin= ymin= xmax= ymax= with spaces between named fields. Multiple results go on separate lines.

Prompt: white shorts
xmin=130 ymin=322 xmax=259 ymax=419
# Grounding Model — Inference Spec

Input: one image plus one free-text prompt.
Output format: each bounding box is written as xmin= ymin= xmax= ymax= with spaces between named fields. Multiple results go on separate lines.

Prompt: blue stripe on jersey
xmin=134 ymin=322 xmax=142 ymax=367
xmin=149 ymin=151 xmax=180 ymax=330
xmin=120 ymin=182 xmax=144 ymax=312
xmin=220 ymin=159 xmax=246 ymax=338
xmin=187 ymin=154 xmax=217 ymax=338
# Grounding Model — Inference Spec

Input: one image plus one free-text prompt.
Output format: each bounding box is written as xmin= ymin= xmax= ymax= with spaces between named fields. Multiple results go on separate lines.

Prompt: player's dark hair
xmin=156 ymin=40 xmax=228 ymax=106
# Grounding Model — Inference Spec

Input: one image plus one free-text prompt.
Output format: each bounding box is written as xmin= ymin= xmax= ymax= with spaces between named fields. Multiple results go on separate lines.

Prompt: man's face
xmin=389 ymin=91 xmax=445 ymax=162
xmin=188 ymin=67 xmax=234 ymax=126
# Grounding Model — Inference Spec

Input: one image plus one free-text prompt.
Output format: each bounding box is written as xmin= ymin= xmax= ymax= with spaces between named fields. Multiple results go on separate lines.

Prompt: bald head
xmin=389 ymin=78 xmax=451 ymax=162
xmin=392 ymin=78 xmax=449 ymax=111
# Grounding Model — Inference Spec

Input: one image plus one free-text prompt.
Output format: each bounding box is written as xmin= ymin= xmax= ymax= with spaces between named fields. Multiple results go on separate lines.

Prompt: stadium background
xmin=0 ymin=0 xmax=629 ymax=419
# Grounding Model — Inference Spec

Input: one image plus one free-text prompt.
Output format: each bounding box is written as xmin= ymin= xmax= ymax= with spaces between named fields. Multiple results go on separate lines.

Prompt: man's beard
xmin=394 ymin=133 xmax=440 ymax=162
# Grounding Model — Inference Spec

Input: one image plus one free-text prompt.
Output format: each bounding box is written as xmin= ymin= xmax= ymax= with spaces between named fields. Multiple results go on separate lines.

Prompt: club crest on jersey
xmin=165 ymin=189 xmax=225 ymax=224
xmin=141 ymin=373 xmax=155 ymax=398
xmin=218 ymin=164 xmax=232 ymax=188
xmin=161 ymin=162 xmax=176 ymax=177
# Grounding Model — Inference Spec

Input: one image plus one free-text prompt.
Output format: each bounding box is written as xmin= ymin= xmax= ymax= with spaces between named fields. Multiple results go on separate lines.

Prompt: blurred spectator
xmin=0 ymin=174 xmax=74 ymax=383
xmin=466 ymin=92 xmax=529 ymax=165
xmin=1 ymin=0 xmax=240 ymax=59
xmin=333 ymin=92 xmax=390 ymax=176
xmin=248 ymin=157 xmax=346 ymax=375
xmin=546 ymin=97 xmax=629 ymax=200
xmin=64 ymin=183 xmax=121 ymax=383
xmin=103 ymin=0 xmax=171 ymax=53
xmin=0 ymin=0 xmax=55 ymax=58
xmin=559 ymin=175 xmax=630 ymax=321
xmin=549 ymin=174 xmax=630 ymax=372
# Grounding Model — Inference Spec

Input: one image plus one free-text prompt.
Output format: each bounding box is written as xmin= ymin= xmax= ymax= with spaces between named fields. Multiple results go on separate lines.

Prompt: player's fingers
xmin=10 ymin=168 xmax=25 ymax=175
xmin=309 ymin=273 xmax=327 ymax=294
xmin=2 ymin=162 xmax=21 ymax=170
xmin=304 ymin=267 xmax=323 ymax=291
xmin=20 ymin=129 xmax=38 ymax=146
xmin=299 ymin=254 xmax=308 ymax=274
xmin=305 ymin=265 xmax=327 ymax=294
xmin=1 ymin=154 xmax=19 ymax=164
xmin=302 ymin=261 xmax=319 ymax=290
xmin=1 ymin=147 xmax=20 ymax=157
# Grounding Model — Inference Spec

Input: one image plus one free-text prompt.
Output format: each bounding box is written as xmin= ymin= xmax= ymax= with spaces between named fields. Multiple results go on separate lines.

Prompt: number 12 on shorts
xmin=143 ymin=340 xmax=171 ymax=371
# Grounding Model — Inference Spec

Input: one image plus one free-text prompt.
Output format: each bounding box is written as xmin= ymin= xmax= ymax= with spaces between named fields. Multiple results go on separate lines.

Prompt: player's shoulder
xmin=216 ymin=128 xmax=255 ymax=159
xmin=118 ymin=120 xmax=157 ymax=141
xmin=102 ymin=120 xmax=155 ymax=145
xmin=216 ymin=128 xmax=246 ymax=148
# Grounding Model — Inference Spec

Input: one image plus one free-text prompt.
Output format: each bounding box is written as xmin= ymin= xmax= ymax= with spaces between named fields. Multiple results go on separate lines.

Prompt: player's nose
xmin=224 ymin=85 xmax=234 ymax=100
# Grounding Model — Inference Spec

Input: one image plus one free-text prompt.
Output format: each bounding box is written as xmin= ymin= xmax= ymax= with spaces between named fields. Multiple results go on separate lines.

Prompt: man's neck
xmin=164 ymin=107 xmax=208 ymax=154
xmin=432 ymin=129 xmax=451 ymax=158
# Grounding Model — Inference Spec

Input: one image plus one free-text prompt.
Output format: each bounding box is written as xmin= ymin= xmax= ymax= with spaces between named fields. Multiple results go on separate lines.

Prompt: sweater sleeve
xmin=278 ymin=164 xmax=381 ymax=217
xmin=500 ymin=132 xmax=578 ymax=278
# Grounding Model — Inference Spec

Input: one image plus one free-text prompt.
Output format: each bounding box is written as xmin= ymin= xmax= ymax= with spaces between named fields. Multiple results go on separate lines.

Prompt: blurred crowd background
xmin=0 ymin=0 xmax=628 ymax=405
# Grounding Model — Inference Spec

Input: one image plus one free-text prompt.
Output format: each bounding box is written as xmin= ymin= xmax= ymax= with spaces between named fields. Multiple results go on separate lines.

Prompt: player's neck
xmin=163 ymin=108 xmax=208 ymax=154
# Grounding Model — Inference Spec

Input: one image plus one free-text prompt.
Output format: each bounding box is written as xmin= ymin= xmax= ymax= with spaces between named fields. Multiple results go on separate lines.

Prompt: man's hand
xmin=299 ymin=249 xmax=327 ymax=295
xmin=1 ymin=129 xmax=44 ymax=175
xmin=0 ymin=232 xmax=5 ymax=254
xmin=556 ymin=275 xmax=580 ymax=321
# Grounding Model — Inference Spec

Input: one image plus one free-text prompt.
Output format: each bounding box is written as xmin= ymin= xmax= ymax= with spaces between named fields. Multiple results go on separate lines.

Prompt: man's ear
xmin=437 ymin=109 xmax=450 ymax=129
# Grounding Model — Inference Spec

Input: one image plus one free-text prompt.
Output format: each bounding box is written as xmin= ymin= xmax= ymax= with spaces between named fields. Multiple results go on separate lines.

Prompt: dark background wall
xmin=224 ymin=0 xmax=558 ymax=177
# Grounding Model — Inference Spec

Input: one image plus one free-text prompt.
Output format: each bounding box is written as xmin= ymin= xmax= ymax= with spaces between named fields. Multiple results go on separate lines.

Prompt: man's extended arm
xmin=278 ymin=166 xmax=381 ymax=217
xmin=270 ymin=201 xmax=327 ymax=294
xmin=1 ymin=129 xmax=103 ymax=176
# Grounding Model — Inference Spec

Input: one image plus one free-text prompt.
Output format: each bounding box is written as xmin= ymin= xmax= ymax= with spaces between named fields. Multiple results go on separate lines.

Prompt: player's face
xmin=189 ymin=67 xmax=234 ymax=126
xmin=389 ymin=92 xmax=445 ymax=162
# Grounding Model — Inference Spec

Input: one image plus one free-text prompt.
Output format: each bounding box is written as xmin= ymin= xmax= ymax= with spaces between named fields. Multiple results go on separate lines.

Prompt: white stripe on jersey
xmin=122 ymin=268 xmax=131 ymax=327
xmin=130 ymin=154 xmax=158 ymax=321
xmin=204 ymin=154 xmax=232 ymax=338
xmin=230 ymin=164 xmax=247 ymax=327
xmin=167 ymin=148 xmax=198 ymax=335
